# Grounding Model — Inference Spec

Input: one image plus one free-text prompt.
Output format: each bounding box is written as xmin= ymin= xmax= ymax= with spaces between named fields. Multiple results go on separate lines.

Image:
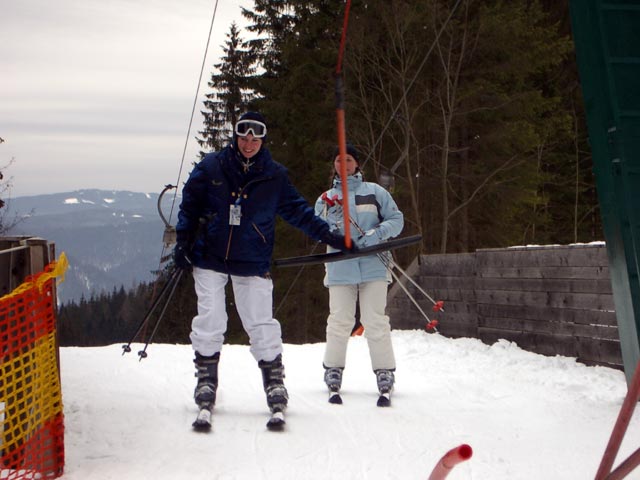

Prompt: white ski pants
xmin=323 ymin=280 xmax=396 ymax=371
xmin=190 ymin=267 xmax=283 ymax=362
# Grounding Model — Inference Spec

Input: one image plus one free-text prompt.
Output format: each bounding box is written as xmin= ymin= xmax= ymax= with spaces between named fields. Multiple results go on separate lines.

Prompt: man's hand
xmin=173 ymin=243 xmax=193 ymax=270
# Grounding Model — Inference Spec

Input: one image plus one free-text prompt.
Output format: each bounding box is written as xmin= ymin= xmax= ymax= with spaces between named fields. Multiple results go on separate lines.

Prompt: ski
xmin=266 ymin=410 xmax=286 ymax=431
xmin=273 ymin=234 xmax=422 ymax=267
xmin=192 ymin=404 xmax=213 ymax=432
xmin=328 ymin=391 xmax=343 ymax=404
xmin=377 ymin=393 xmax=391 ymax=407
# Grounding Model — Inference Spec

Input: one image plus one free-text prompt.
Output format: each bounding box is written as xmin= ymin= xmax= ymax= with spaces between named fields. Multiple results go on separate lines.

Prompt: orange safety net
xmin=1 ymin=253 xmax=68 ymax=479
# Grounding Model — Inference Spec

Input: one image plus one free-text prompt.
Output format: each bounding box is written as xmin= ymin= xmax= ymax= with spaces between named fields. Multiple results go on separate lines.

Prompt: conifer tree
xmin=242 ymin=1 xmax=295 ymax=80
xmin=197 ymin=22 xmax=256 ymax=156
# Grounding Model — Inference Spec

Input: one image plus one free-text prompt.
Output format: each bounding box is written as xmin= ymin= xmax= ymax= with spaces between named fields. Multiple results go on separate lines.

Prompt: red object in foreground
xmin=428 ymin=444 xmax=473 ymax=480
xmin=595 ymin=359 xmax=640 ymax=480
xmin=351 ymin=325 xmax=364 ymax=337
xmin=334 ymin=0 xmax=353 ymax=250
xmin=432 ymin=300 xmax=445 ymax=312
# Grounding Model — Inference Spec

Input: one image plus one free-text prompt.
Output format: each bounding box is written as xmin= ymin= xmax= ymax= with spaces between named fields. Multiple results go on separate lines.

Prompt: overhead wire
xmin=139 ymin=1 xmax=221 ymax=345
xmin=166 ymin=0 xmax=222 ymax=228
xmin=155 ymin=0 xmax=221 ymax=268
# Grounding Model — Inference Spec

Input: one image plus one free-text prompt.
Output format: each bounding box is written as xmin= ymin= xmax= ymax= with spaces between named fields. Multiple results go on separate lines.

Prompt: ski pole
xmin=138 ymin=269 xmax=184 ymax=360
xmin=343 ymin=213 xmax=444 ymax=311
xmin=383 ymin=256 xmax=444 ymax=312
xmin=343 ymin=213 xmax=445 ymax=322
xmin=375 ymin=253 xmax=440 ymax=332
xmin=380 ymin=254 xmax=433 ymax=323
xmin=122 ymin=267 xmax=181 ymax=355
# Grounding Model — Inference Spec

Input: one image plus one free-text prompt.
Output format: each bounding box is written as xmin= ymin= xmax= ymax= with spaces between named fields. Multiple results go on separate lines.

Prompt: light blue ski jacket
xmin=314 ymin=173 xmax=404 ymax=286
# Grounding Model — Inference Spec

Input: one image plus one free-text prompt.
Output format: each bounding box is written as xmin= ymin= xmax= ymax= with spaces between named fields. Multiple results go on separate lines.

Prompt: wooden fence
xmin=387 ymin=243 xmax=622 ymax=369
xmin=0 ymin=236 xmax=54 ymax=297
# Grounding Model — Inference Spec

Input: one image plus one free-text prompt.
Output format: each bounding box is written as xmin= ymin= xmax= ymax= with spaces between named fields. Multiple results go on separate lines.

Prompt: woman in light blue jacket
xmin=314 ymin=144 xmax=404 ymax=406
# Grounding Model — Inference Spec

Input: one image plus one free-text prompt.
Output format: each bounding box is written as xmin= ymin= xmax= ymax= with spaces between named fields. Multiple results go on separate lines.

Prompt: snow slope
xmin=59 ymin=330 xmax=640 ymax=479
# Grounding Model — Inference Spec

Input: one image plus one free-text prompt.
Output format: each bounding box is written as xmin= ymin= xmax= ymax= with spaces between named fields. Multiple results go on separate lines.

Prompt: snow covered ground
xmin=59 ymin=330 xmax=640 ymax=479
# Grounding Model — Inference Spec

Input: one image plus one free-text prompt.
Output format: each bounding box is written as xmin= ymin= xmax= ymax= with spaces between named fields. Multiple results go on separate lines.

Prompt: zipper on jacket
xmin=251 ymin=223 xmax=267 ymax=243
xmin=225 ymin=226 xmax=234 ymax=261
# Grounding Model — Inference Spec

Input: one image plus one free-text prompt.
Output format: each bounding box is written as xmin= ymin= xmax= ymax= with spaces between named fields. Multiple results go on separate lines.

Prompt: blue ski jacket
xmin=177 ymin=144 xmax=335 ymax=277
xmin=314 ymin=173 xmax=404 ymax=286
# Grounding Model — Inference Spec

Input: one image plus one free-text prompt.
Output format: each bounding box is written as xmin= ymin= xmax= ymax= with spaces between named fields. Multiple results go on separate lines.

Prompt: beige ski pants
xmin=323 ymin=280 xmax=396 ymax=371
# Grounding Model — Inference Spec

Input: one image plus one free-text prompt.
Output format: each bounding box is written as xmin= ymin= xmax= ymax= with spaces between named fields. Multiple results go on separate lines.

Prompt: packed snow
xmin=59 ymin=330 xmax=640 ymax=479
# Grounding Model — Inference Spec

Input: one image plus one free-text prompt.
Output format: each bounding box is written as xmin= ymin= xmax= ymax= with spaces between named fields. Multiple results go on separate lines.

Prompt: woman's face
xmin=237 ymin=134 xmax=263 ymax=159
xmin=334 ymin=153 xmax=358 ymax=176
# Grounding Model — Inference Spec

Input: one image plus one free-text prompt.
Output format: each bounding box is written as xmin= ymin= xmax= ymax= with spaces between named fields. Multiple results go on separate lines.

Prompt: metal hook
xmin=158 ymin=184 xmax=177 ymax=247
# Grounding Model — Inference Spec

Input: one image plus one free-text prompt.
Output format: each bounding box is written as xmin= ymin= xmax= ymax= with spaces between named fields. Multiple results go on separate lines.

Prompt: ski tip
xmin=192 ymin=420 xmax=212 ymax=432
xmin=328 ymin=392 xmax=343 ymax=404
xmin=192 ymin=405 xmax=213 ymax=432
xmin=266 ymin=421 xmax=285 ymax=432
xmin=267 ymin=411 xmax=286 ymax=431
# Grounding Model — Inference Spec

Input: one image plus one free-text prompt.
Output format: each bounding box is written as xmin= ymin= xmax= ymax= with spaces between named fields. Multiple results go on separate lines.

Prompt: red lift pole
xmin=334 ymin=0 xmax=353 ymax=249
xmin=595 ymin=360 xmax=640 ymax=480
xmin=428 ymin=444 xmax=473 ymax=480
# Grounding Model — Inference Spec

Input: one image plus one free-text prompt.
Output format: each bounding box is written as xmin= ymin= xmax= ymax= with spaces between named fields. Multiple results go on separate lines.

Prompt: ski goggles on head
xmin=235 ymin=119 xmax=267 ymax=138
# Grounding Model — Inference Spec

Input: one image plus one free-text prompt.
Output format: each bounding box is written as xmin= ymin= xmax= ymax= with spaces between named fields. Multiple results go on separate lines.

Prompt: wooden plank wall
xmin=387 ymin=243 xmax=622 ymax=369
xmin=0 ymin=236 xmax=52 ymax=297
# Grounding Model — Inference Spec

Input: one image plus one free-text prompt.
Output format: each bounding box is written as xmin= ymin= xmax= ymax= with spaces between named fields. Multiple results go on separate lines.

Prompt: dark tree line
xmin=57 ymin=271 xmax=253 ymax=347
xmin=59 ymin=0 xmax=601 ymax=346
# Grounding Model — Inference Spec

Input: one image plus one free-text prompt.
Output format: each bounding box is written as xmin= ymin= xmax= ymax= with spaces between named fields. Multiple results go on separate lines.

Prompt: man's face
xmin=237 ymin=134 xmax=263 ymax=159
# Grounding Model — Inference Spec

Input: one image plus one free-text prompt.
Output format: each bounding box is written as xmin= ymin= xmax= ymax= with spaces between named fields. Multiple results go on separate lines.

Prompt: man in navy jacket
xmin=174 ymin=111 xmax=347 ymax=420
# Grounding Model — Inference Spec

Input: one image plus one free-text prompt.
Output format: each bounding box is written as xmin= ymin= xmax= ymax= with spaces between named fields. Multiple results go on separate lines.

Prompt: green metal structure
xmin=570 ymin=1 xmax=640 ymax=383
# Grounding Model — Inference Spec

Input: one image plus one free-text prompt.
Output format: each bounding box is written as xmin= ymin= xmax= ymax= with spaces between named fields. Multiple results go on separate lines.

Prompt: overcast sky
xmin=1 ymin=0 xmax=251 ymax=198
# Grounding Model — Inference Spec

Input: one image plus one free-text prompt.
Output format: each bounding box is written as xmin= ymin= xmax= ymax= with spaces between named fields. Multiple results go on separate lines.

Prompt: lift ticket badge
xmin=229 ymin=204 xmax=241 ymax=226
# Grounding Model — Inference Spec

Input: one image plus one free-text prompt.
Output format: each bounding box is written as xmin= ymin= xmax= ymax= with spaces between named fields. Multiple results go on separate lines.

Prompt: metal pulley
xmin=158 ymin=184 xmax=177 ymax=247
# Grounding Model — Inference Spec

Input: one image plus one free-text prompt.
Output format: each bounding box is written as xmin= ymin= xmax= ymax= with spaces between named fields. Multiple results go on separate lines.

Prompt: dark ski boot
xmin=324 ymin=366 xmax=344 ymax=404
xmin=259 ymin=354 xmax=289 ymax=412
xmin=192 ymin=352 xmax=220 ymax=431
xmin=375 ymin=369 xmax=395 ymax=407
xmin=194 ymin=351 xmax=220 ymax=406
xmin=259 ymin=354 xmax=288 ymax=430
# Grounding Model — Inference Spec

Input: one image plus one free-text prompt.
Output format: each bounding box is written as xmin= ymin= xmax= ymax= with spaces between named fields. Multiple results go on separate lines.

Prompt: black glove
xmin=322 ymin=231 xmax=358 ymax=253
xmin=173 ymin=243 xmax=193 ymax=269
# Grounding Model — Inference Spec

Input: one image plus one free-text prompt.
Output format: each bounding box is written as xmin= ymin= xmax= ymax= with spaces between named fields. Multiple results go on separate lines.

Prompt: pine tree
xmin=197 ymin=22 xmax=257 ymax=156
xmin=242 ymin=1 xmax=296 ymax=80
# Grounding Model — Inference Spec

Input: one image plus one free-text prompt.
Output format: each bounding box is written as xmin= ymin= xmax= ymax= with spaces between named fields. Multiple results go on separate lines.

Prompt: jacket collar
xmin=223 ymin=143 xmax=275 ymax=181
xmin=333 ymin=172 xmax=363 ymax=190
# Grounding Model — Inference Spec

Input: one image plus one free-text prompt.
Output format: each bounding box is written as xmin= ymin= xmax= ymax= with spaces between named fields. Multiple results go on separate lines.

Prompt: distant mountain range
xmin=7 ymin=189 xmax=180 ymax=303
